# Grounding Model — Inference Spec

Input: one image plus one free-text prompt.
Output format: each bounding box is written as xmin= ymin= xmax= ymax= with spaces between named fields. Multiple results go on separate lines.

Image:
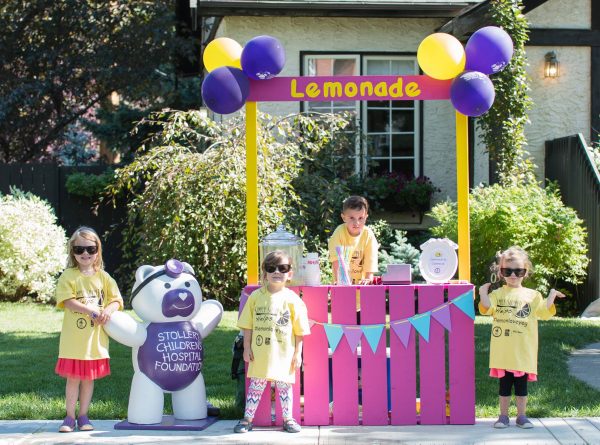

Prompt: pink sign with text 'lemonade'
xmin=248 ymin=75 xmax=451 ymax=102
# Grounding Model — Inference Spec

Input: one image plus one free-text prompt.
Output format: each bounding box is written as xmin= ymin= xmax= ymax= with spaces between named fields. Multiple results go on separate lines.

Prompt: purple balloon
xmin=201 ymin=66 xmax=249 ymax=114
xmin=465 ymin=26 xmax=513 ymax=74
xmin=450 ymin=71 xmax=495 ymax=117
xmin=241 ymin=35 xmax=285 ymax=80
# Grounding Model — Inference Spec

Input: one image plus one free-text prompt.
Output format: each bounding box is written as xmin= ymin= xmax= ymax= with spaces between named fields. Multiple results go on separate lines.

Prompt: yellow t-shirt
xmin=328 ymin=224 xmax=379 ymax=283
xmin=479 ymin=285 xmax=555 ymax=375
xmin=237 ymin=286 xmax=311 ymax=383
xmin=55 ymin=268 xmax=123 ymax=360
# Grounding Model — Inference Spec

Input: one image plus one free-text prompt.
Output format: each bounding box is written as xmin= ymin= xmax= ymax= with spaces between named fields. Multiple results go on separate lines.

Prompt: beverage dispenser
xmin=259 ymin=225 xmax=304 ymax=286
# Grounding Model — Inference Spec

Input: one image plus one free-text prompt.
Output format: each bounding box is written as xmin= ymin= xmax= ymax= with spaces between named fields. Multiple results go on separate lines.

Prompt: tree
xmin=478 ymin=0 xmax=535 ymax=185
xmin=0 ymin=1 xmax=193 ymax=163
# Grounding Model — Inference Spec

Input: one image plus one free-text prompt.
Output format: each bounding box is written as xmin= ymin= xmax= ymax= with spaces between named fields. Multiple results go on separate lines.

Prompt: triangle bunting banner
xmin=361 ymin=324 xmax=385 ymax=353
xmin=452 ymin=289 xmax=475 ymax=320
xmin=323 ymin=324 xmax=344 ymax=353
xmin=391 ymin=321 xmax=412 ymax=348
xmin=409 ymin=312 xmax=431 ymax=342
xmin=342 ymin=326 xmax=363 ymax=353
xmin=431 ymin=304 xmax=452 ymax=332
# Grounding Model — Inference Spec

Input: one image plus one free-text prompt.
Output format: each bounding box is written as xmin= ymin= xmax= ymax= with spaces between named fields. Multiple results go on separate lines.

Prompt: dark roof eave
xmin=198 ymin=1 xmax=478 ymax=18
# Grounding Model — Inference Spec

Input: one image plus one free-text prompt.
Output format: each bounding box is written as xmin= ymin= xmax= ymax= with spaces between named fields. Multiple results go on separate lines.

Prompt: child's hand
xmin=549 ymin=289 xmax=566 ymax=299
xmin=478 ymin=283 xmax=491 ymax=296
xmin=243 ymin=348 xmax=254 ymax=363
xmin=96 ymin=303 xmax=118 ymax=325
xmin=291 ymin=351 xmax=302 ymax=371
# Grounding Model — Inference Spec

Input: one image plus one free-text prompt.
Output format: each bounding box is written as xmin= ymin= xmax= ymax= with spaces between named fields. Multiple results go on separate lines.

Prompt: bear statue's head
xmin=129 ymin=259 xmax=202 ymax=323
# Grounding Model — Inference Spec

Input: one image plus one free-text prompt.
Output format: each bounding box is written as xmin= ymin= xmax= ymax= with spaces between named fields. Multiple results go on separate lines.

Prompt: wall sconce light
xmin=544 ymin=51 xmax=559 ymax=78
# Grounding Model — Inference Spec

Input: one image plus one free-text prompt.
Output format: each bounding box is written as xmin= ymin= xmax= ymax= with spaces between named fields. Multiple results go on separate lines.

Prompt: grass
xmin=1 ymin=302 xmax=599 ymax=419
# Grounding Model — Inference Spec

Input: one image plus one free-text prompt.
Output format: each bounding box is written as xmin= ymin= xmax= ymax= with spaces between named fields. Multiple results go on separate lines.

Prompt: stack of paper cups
xmin=303 ymin=253 xmax=321 ymax=286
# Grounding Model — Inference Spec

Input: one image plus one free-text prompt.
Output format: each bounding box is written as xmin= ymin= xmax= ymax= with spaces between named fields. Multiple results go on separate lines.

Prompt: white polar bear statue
xmin=105 ymin=259 xmax=223 ymax=424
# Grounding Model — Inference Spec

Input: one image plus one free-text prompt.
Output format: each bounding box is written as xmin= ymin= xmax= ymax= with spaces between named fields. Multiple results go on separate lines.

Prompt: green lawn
xmin=1 ymin=302 xmax=599 ymax=419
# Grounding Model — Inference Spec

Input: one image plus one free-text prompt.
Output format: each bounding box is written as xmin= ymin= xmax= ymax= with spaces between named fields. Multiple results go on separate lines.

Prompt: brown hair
xmin=261 ymin=250 xmax=292 ymax=281
xmin=491 ymin=246 xmax=533 ymax=280
xmin=67 ymin=226 xmax=104 ymax=271
xmin=342 ymin=195 xmax=369 ymax=214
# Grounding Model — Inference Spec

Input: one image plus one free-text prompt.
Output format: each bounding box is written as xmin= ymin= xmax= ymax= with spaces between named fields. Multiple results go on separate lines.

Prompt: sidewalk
xmin=3 ymin=418 xmax=600 ymax=444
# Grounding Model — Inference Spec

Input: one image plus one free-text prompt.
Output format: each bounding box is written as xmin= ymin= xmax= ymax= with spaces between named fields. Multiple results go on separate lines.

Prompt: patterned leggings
xmin=244 ymin=377 xmax=293 ymax=420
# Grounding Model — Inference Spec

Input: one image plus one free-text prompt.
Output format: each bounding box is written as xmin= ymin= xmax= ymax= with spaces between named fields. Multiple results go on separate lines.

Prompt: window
xmin=303 ymin=54 xmax=420 ymax=177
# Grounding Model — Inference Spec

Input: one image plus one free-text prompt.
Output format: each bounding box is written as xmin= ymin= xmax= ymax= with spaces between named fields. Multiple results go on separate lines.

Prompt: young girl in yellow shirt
xmin=479 ymin=246 xmax=564 ymax=429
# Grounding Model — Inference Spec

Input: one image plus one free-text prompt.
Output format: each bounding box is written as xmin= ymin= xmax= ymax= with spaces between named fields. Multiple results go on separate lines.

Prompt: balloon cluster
xmin=201 ymin=35 xmax=285 ymax=115
xmin=417 ymin=26 xmax=513 ymax=117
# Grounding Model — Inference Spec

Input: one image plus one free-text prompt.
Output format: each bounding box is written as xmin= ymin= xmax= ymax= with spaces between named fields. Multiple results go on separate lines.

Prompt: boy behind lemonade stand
xmin=328 ymin=195 xmax=379 ymax=288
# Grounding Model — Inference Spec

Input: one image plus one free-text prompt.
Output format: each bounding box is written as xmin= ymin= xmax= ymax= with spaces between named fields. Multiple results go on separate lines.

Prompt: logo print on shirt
xmin=76 ymin=318 xmax=87 ymax=329
xmin=515 ymin=303 xmax=531 ymax=319
xmin=276 ymin=310 xmax=290 ymax=326
xmin=255 ymin=335 xmax=263 ymax=346
xmin=492 ymin=326 xmax=502 ymax=337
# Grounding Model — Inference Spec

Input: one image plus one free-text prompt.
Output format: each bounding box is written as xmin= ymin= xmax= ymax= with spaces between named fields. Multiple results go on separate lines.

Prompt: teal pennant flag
xmin=409 ymin=312 xmax=431 ymax=342
xmin=323 ymin=324 xmax=344 ymax=353
xmin=453 ymin=289 xmax=475 ymax=320
xmin=361 ymin=324 xmax=385 ymax=353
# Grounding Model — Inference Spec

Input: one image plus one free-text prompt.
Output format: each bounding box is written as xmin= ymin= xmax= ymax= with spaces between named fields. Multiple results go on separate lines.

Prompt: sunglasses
xmin=500 ymin=267 xmax=527 ymax=278
xmin=265 ymin=264 xmax=292 ymax=274
xmin=73 ymin=245 xmax=98 ymax=255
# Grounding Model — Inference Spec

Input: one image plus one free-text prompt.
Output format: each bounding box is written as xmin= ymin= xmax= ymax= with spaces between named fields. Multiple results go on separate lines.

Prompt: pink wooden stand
xmin=238 ymin=283 xmax=475 ymax=426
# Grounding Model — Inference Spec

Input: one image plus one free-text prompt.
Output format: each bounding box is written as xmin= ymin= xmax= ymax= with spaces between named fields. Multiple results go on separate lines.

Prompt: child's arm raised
xmin=478 ymin=283 xmax=492 ymax=310
xmin=546 ymin=288 xmax=566 ymax=309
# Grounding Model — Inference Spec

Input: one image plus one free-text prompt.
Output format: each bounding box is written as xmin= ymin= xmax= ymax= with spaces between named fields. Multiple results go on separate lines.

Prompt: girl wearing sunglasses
xmin=235 ymin=250 xmax=311 ymax=434
xmin=54 ymin=227 xmax=123 ymax=432
xmin=478 ymin=246 xmax=565 ymax=430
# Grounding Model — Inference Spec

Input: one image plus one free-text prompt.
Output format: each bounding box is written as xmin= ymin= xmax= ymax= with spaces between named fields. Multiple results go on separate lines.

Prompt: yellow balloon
xmin=417 ymin=33 xmax=466 ymax=80
xmin=203 ymin=37 xmax=243 ymax=72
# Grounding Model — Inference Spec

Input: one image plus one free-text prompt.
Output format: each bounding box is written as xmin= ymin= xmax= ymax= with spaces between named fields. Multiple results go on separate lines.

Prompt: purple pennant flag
xmin=342 ymin=326 xmax=363 ymax=353
xmin=391 ymin=321 xmax=412 ymax=348
xmin=431 ymin=304 xmax=452 ymax=332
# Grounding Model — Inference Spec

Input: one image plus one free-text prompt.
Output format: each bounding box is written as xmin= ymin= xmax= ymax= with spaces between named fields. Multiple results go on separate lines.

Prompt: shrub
xmin=107 ymin=110 xmax=351 ymax=308
xmin=65 ymin=169 xmax=115 ymax=199
xmin=429 ymin=183 xmax=588 ymax=294
xmin=0 ymin=188 xmax=68 ymax=302
xmin=377 ymin=228 xmax=422 ymax=281
xmin=348 ymin=173 xmax=439 ymax=212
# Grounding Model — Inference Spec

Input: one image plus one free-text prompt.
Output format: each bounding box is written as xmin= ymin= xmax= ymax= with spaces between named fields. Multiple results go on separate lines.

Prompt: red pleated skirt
xmin=55 ymin=358 xmax=111 ymax=380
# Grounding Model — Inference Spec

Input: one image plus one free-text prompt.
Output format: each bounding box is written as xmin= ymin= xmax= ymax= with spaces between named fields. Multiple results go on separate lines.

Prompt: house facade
xmin=194 ymin=0 xmax=597 ymax=210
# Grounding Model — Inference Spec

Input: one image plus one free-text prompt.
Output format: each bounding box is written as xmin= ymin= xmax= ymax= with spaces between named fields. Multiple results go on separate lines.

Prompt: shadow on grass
xmin=474 ymin=318 xmax=600 ymax=417
xmin=0 ymin=321 xmax=241 ymax=420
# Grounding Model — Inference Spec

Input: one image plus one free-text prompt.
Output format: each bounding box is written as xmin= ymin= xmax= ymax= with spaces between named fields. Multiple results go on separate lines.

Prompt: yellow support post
xmin=456 ymin=111 xmax=471 ymax=282
xmin=246 ymin=102 xmax=259 ymax=285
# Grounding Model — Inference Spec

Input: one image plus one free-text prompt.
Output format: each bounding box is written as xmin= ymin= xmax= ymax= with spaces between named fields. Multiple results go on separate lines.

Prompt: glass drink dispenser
xmin=259 ymin=225 xmax=304 ymax=286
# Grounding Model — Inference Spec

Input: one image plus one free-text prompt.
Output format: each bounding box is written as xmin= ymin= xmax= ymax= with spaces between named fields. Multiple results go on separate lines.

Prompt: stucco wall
xmin=524 ymin=0 xmax=591 ymax=180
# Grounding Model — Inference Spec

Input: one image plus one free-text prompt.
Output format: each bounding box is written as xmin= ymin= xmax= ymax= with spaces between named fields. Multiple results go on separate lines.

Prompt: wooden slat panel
xmin=417 ymin=285 xmax=446 ymax=425
xmin=448 ymin=284 xmax=475 ymax=424
xmin=301 ymin=286 xmax=330 ymax=425
xmin=330 ymin=285 xmax=359 ymax=425
xmin=359 ymin=285 xmax=388 ymax=425
xmin=389 ymin=285 xmax=417 ymax=425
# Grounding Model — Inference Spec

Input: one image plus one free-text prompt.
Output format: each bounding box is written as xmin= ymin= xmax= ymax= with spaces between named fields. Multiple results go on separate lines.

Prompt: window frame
xmin=300 ymin=51 xmax=423 ymax=178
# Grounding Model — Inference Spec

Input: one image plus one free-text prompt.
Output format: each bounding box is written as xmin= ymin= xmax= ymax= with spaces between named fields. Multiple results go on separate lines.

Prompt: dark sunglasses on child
xmin=265 ymin=264 xmax=292 ymax=274
xmin=73 ymin=245 xmax=98 ymax=255
xmin=500 ymin=267 xmax=527 ymax=277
